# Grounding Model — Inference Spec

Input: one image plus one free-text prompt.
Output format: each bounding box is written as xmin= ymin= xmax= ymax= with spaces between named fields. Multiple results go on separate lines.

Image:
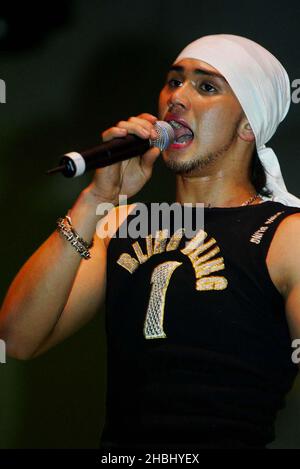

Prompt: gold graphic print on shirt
xmin=117 ymin=228 xmax=227 ymax=339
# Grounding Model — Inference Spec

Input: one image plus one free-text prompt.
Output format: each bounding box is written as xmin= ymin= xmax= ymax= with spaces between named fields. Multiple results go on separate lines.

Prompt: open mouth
xmin=168 ymin=120 xmax=194 ymax=145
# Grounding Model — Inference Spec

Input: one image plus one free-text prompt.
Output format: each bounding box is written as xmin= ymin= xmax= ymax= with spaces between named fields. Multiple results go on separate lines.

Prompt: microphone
xmin=46 ymin=120 xmax=174 ymax=178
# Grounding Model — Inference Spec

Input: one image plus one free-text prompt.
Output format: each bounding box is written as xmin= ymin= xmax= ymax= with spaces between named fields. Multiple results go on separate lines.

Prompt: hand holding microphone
xmin=46 ymin=115 xmax=174 ymax=177
xmin=46 ymin=114 xmax=174 ymax=205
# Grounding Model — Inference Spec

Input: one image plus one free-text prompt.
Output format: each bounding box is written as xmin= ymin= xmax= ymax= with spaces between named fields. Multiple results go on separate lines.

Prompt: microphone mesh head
xmin=151 ymin=121 xmax=175 ymax=150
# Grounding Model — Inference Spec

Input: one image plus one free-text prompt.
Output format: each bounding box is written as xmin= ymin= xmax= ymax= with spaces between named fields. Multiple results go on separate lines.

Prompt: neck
xmin=172 ymin=136 xmax=262 ymax=207
xmin=175 ymin=171 xmax=261 ymax=208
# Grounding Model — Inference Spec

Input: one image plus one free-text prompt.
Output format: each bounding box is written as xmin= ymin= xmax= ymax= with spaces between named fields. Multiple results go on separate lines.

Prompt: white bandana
xmin=174 ymin=34 xmax=300 ymax=207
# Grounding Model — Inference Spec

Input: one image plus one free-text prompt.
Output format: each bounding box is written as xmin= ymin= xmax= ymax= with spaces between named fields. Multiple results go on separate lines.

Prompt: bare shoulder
xmin=96 ymin=203 xmax=137 ymax=249
xmin=267 ymin=212 xmax=300 ymax=298
xmin=266 ymin=212 xmax=300 ymax=349
xmin=269 ymin=211 xmax=300 ymax=246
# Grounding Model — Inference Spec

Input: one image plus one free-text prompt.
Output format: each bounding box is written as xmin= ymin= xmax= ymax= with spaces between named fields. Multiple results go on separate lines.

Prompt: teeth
xmin=169 ymin=120 xmax=183 ymax=129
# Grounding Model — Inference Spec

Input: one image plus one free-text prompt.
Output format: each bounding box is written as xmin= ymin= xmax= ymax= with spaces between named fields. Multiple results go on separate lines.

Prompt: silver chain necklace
xmin=206 ymin=193 xmax=260 ymax=208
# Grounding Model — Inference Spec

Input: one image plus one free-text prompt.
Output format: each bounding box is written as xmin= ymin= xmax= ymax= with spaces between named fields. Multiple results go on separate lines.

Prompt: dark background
xmin=1 ymin=0 xmax=300 ymax=449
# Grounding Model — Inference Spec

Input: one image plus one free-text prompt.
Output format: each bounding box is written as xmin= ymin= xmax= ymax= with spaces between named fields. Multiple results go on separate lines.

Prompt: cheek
xmin=197 ymin=102 xmax=240 ymax=142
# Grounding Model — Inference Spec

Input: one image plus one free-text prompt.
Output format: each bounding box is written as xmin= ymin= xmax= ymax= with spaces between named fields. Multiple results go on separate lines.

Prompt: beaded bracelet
xmin=56 ymin=213 xmax=94 ymax=260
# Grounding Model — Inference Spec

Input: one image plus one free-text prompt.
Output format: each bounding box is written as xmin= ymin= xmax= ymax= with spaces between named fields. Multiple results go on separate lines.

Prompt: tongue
xmin=176 ymin=134 xmax=193 ymax=143
xmin=174 ymin=125 xmax=193 ymax=142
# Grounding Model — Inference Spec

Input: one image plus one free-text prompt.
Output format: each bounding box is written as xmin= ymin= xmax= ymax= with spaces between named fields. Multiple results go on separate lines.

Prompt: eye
xmin=167 ymin=78 xmax=183 ymax=88
xmin=199 ymin=82 xmax=217 ymax=93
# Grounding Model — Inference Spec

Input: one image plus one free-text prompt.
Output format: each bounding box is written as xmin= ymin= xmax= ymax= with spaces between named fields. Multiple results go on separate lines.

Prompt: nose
xmin=167 ymin=81 xmax=193 ymax=112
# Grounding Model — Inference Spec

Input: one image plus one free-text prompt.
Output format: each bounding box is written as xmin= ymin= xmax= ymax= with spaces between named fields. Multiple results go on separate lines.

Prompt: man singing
xmin=1 ymin=34 xmax=300 ymax=450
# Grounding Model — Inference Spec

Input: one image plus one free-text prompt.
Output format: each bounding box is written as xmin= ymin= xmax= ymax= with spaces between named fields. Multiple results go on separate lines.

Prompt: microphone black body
xmin=46 ymin=121 xmax=174 ymax=178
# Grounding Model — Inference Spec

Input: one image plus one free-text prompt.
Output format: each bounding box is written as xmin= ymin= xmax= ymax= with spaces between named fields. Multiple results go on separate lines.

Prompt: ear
xmin=237 ymin=116 xmax=255 ymax=142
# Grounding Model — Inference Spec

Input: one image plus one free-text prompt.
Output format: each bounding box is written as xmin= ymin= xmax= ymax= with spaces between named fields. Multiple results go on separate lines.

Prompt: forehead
xmin=171 ymin=57 xmax=222 ymax=75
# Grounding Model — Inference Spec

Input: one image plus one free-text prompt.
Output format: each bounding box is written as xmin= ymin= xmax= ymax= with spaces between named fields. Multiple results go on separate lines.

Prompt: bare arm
xmin=0 ymin=113 xmax=160 ymax=360
xmin=30 ymin=202 xmax=137 ymax=359
xmin=0 ymin=187 xmax=109 ymax=359
xmin=281 ymin=216 xmax=300 ymax=348
xmin=267 ymin=213 xmax=300 ymax=370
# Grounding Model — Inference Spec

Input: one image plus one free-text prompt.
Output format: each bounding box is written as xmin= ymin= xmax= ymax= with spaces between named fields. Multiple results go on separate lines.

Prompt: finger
xmin=140 ymin=147 xmax=161 ymax=174
xmin=127 ymin=116 xmax=158 ymax=138
xmin=102 ymin=126 xmax=127 ymax=142
xmin=136 ymin=113 xmax=158 ymax=124
xmin=128 ymin=116 xmax=155 ymax=131
xmin=117 ymin=120 xmax=155 ymax=139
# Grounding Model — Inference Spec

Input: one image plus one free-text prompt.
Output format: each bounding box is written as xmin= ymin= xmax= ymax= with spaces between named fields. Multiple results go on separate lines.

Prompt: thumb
xmin=140 ymin=147 xmax=161 ymax=175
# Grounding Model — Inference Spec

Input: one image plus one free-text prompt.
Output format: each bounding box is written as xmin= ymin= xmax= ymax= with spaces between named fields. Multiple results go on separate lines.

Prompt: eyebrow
xmin=168 ymin=65 xmax=228 ymax=83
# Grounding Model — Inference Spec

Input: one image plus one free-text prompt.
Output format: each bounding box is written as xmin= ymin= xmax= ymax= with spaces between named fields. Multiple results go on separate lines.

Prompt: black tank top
xmin=100 ymin=201 xmax=300 ymax=450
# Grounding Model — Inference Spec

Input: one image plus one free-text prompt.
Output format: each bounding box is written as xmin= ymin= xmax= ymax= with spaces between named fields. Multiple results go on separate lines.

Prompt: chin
xmin=162 ymin=153 xmax=199 ymax=175
xmin=162 ymin=145 xmax=216 ymax=175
